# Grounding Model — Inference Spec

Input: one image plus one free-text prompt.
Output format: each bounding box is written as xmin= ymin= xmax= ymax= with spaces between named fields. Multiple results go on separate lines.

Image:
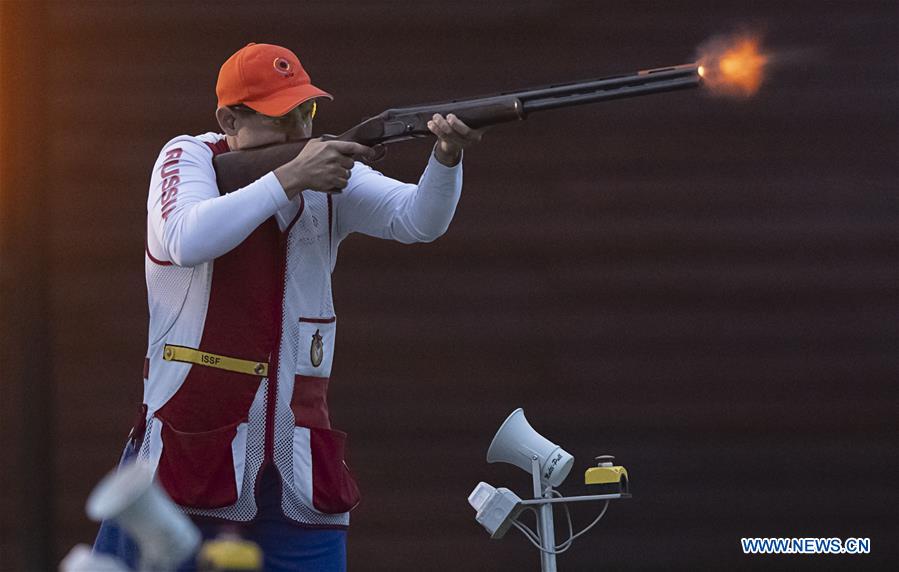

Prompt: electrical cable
xmin=561 ymin=500 xmax=610 ymax=547
xmin=512 ymin=508 xmax=542 ymax=545
xmin=549 ymin=489 xmax=574 ymax=550
xmin=512 ymin=491 xmax=571 ymax=555
xmin=512 ymin=521 xmax=542 ymax=546
xmin=515 ymin=521 xmax=570 ymax=554
xmin=511 ymin=495 xmax=611 ymax=555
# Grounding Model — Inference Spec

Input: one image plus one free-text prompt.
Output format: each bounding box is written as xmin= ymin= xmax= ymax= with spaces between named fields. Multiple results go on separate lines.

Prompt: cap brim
xmin=243 ymin=84 xmax=333 ymax=117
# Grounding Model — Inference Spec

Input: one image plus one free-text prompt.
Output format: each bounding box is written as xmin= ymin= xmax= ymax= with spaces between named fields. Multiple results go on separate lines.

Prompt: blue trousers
xmin=93 ymin=441 xmax=347 ymax=571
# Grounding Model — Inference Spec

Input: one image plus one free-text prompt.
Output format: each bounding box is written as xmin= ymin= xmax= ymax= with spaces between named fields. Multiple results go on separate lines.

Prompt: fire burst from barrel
xmin=696 ymin=33 xmax=768 ymax=97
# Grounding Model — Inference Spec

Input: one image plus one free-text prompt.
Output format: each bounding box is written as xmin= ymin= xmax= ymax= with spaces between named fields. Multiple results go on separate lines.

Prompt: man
xmin=93 ymin=42 xmax=482 ymax=571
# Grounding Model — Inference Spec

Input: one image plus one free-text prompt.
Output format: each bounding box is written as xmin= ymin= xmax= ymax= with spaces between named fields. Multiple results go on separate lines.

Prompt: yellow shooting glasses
xmin=232 ymin=99 xmax=316 ymax=125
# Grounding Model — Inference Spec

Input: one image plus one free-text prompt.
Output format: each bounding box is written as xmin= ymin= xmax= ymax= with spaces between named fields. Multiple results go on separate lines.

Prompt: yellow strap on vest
xmin=162 ymin=344 xmax=269 ymax=377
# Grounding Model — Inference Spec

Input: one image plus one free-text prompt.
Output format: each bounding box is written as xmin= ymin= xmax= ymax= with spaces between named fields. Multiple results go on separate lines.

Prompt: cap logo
xmin=273 ymin=57 xmax=294 ymax=77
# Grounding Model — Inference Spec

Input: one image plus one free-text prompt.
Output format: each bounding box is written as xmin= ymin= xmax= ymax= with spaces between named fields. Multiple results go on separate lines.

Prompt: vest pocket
xmin=297 ymin=317 xmax=336 ymax=378
xmin=291 ymin=425 xmax=360 ymax=514
xmin=156 ymin=417 xmax=248 ymax=509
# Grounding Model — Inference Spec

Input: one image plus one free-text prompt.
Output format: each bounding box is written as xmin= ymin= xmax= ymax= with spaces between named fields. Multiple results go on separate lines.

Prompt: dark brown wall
xmin=1 ymin=1 xmax=896 ymax=570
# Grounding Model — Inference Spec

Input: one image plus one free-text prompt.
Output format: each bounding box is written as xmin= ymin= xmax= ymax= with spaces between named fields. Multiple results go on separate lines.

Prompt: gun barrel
xmin=337 ymin=63 xmax=703 ymax=144
xmin=517 ymin=64 xmax=702 ymax=113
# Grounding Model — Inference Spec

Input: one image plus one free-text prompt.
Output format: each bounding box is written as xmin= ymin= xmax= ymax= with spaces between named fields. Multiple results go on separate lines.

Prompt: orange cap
xmin=216 ymin=43 xmax=332 ymax=116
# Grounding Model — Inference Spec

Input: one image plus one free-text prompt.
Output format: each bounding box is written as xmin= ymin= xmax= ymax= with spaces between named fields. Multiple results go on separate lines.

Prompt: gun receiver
xmin=213 ymin=63 xmax=701 ymax=193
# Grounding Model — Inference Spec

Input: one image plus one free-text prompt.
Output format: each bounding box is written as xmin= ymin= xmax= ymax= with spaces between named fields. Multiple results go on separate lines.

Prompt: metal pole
xmin=531 ymin=456 xmax=557 ymax=572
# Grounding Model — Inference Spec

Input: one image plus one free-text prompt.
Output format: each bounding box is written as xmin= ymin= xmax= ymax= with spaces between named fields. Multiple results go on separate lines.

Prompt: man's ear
xmin=216 ymin=107 xmax=239 ymax=136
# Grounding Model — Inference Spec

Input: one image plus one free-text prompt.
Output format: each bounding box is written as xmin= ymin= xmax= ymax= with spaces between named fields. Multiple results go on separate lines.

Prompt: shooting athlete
xmin=93 ymin=42 xmax=482 ymax=571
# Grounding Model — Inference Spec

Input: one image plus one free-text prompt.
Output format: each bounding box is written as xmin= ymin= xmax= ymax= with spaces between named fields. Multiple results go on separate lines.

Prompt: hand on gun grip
xmin=275 ymin=138 xmax=376 ymax=197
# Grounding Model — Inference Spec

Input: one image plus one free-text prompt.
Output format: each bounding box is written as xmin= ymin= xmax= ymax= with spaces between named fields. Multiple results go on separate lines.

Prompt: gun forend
xmin=332 ymin=97 xmax=525 ymax=146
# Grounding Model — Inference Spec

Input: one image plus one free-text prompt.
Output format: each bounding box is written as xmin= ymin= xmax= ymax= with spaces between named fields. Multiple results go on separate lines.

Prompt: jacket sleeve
xmin=333 ymin=147 xmax=463 ymax=244
xmin=146 ymin=137 xmax=292 ymax=267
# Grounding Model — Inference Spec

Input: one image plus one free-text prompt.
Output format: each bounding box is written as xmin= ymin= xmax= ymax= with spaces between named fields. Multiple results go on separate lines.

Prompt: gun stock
xmin=213 ymin=63 xmax=701 ymax=193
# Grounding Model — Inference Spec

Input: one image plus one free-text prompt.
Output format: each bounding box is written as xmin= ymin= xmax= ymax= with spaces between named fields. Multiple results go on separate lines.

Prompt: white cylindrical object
xmin=87 ymin=462 xmax=200 ymax=571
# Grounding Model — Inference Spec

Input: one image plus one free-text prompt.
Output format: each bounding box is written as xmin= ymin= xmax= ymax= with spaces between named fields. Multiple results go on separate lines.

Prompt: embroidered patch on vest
xmin=310 ymin=329 xmax=324 ymax=367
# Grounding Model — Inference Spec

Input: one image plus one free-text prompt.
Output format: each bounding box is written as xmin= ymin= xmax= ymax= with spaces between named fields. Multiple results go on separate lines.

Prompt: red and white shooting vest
xmin=137 ymin=135 xmax=358 ymax=527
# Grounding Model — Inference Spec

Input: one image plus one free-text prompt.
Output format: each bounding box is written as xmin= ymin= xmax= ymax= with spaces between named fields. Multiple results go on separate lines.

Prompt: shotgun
xmin=213 ymin=63 xmax=702 ymax=193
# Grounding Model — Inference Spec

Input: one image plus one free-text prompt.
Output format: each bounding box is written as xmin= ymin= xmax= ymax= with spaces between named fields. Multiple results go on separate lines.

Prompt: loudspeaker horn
xmin=486 ymin=408 xmax=574 ymax=488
